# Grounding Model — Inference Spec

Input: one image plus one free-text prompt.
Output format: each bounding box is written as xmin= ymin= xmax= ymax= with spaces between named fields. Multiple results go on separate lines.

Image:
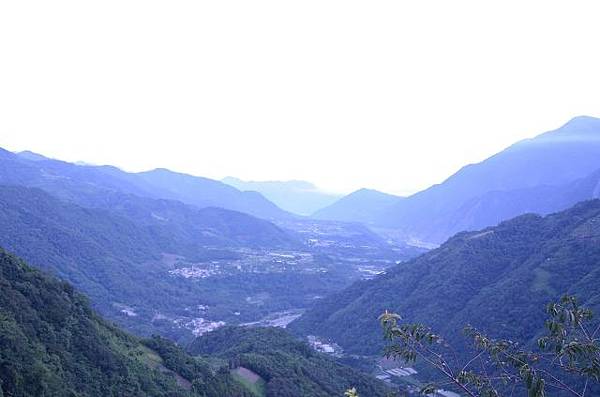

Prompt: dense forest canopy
xmin=0 ymin=248 xmax=252 ymax=397
xmin=189 ymin=326 xmax=391 ymax=397
xmin=291 ymin=200 xmax=600 ymax=358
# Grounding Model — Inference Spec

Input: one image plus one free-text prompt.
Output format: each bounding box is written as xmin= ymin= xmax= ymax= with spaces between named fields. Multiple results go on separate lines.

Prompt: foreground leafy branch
xmin=344 ymin=387 xmax=359 ymax=397
xmin=380 ymin=295 xmax=600 ymax=397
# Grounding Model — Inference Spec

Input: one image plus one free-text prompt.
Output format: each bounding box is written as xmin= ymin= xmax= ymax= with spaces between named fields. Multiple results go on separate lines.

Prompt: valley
xmin=122 ymin=231 xmax=415 ymax=342
xmin=0 ymin=151 xmax=422 ymax=347
xmin=2 ymin=116 xmax=600 ymax=396
xmin=5 ymin=0 xmax=600 ymax=394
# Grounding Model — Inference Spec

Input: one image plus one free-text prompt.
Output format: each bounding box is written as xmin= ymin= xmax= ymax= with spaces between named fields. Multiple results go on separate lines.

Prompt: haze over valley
xmin=3 ymin=1 xmax=600 ymax=396
xmin=2 ymin=116 xmax=600 ymax=396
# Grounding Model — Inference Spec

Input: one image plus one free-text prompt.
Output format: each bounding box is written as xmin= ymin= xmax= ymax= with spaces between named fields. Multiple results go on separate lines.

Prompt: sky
xmin=1 ymin=1 xmax=600 ymax=195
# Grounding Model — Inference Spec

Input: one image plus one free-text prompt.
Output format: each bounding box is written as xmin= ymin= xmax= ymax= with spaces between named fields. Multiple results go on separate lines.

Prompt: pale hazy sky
xmin=1 ymin=1 xmax=599 ymax=195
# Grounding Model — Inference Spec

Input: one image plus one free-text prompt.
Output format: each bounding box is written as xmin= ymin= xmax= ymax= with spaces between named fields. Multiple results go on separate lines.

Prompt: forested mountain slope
xmin=189 ymin=326 xmax=391 ymax=397
xmin=0 ymin=249 xmax=252 ymax=397
xmin=290 ymin=200 xmax=600 ymax=356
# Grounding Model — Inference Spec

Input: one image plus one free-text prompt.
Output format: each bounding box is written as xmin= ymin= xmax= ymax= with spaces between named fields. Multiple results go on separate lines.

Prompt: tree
xmin=380 ymin=295 xmax=600 ymax=397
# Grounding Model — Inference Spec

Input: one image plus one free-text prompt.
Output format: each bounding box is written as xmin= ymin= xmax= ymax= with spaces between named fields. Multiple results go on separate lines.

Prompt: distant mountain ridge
xmin=312 ymin=188 xmax=402 ymax=223
xmin=223 ymin=176 xmax=341 ymax=216
xmin=312 ymin=116 xmax=600 ymax=244
xmin=378 ymin=116 xmax=600 ymax=243
xmin=137 ymin=169 xmax=292 ymax=219
xmin=433 ymin=169 xmax=600 ymax=241
xmin=16 ymin=150 xmax=49 ymax=161
xmin=1 ymin=147 xmax=292 ymax=220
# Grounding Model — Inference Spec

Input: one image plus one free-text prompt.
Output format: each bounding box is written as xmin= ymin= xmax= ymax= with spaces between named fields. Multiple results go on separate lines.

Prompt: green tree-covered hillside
xmin=189 ymin=326 xmax=392 ymax=397
xmin=0 ymin=248 xmax=252 ymax=397
xmin=291 ymin=200 xmax=600 ymax=357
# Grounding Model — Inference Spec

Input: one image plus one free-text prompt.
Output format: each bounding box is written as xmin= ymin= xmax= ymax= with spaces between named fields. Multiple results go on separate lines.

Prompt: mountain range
xmin=0 ymin=147 xmax=416 ymax=343
xmin=3 ymin=116 xmax=600 ymax=395
xmin=0 ymin=148 xmax=292 ymax=220
xmin=314 ymin=116 xmax=600 ymax=245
